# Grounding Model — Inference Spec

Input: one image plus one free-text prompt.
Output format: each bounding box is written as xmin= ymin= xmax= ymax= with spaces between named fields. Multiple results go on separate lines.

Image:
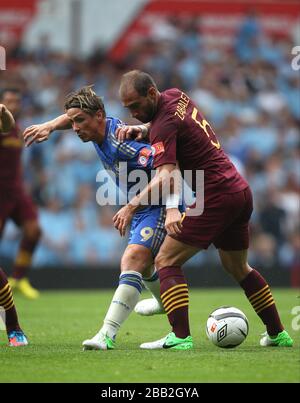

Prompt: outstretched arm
xmin=23 ymin=114 xmax=72 ymax=147
xmin=0 ymin=104 xmax=15 ymax=133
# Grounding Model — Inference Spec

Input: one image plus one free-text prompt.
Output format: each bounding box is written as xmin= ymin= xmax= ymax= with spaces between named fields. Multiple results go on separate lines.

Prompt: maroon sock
xmin=240 ymin=269 xmax=284 ymax=336
xmin=158 ymin=266 xmax=190 ymax=338
xmin=0 ymin=268 xmax=21 ymax=333
xmin=12 ymin=237 xmax=38 ymax=280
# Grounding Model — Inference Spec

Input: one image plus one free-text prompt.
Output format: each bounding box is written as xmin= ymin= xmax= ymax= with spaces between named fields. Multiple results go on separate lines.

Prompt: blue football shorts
xmin=128 ymin=206 xmax=166 ymax=257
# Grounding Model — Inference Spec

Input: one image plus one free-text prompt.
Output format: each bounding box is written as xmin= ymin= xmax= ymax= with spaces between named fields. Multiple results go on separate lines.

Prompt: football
xmin=206 ymin=306 xmax=249 ymax=348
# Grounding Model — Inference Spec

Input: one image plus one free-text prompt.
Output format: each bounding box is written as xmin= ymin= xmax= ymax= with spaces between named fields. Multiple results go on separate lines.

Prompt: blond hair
xmin=64 ymin=85 xmax=106 ymax=116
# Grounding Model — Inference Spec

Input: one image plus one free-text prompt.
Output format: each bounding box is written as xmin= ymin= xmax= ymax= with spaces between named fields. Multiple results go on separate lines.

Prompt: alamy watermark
xmin=96 ymin=163 xmax=204 ymax=217
xmin=291 ymin=46 xmax=300 ymax=71
xmin=291 ymin=305 xmax=300 ymax=331
xmin=0 ymin=46 xmax=6 ymax=70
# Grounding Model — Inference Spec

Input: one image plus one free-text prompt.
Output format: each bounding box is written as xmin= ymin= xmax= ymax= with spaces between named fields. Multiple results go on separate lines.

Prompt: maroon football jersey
xmin=0 ymin=123 xmax=23 ymax=191
xmin=150 ymin=88 xmax=248 ymax=198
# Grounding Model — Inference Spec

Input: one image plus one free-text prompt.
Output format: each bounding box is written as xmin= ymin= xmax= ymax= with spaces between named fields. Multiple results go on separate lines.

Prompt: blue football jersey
xmin=92 ymin=117 xmax=191 ymax=256
xmin=93 ymin=117 xmax=166 ymax=255
xmin=93 ymin=116 xmax=158 ymax=210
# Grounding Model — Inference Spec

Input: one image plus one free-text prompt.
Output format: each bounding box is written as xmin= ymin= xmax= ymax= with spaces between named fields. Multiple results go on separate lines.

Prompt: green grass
xmin=0 ymin=288 xmax=299 ymax=383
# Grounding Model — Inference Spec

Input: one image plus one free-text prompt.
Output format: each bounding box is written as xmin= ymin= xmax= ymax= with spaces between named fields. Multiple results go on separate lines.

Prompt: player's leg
xmin=0 ymin=268 xmax=28 ymax=346
xmin=133 ymin=207 xmax=166 ymax=315
xmin=218 ymin=248 xmax=293 ymax=347
xmin=101 ymin=245 xmax=153 ymax=339
xmin=83 ymin=207 xmax=166 ymax=350
xmin=214 ymin=187 xmax=293 ymax=346
xmin=82 ymin=244 xmax=153 ymax=350
xmin=134 ymin=263 xmax=165 ymax=316
xmin=10 ymin=193 xmax=42 ymax=299
xmin=140 ymin=235 xmax=199 ymax=350
xmin=140 ymin=188 xmax=253 ymax=350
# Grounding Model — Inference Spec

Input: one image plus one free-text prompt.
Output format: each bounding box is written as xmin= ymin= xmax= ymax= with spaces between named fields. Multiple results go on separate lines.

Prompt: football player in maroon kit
xmin=115 ymin=70 xmax=293 ymax=350
xmin=0 ymin=266 xmax=28 ymax=346
xmin=0 ymin=89 xmax=41 ymax=299
xmin=0 ymin=104 xmax=28 ymax=345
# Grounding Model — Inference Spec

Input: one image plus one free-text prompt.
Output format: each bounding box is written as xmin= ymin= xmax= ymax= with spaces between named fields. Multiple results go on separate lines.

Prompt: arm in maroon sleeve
xmin=151 ymin=114 xmax=179 ymax=169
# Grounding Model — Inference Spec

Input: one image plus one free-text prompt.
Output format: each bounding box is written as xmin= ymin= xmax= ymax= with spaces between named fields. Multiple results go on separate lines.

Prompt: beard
xmin=140 ymin=102 xmax=156 ymax=123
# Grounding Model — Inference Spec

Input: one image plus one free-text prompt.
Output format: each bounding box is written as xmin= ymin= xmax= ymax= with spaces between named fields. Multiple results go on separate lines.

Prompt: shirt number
xmin=140 ymin=227 xmax=154 ymax=242
xmin=191 ymin=107 xmax=221 ymax=149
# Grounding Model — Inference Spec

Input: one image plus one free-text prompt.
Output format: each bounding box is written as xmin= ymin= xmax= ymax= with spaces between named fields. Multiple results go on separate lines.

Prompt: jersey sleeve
xmin=117 ymin=138 xmax=154 ymax=171
xmin=151 ymin=115 xmax=178 ymax=168
xmin=115 ymin=138 xmax=140 ymax=161
xmin=135 ymin=146 xmax=153 ymax=170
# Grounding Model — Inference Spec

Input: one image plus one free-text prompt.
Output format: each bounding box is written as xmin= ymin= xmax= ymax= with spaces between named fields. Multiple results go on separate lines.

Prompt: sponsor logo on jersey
xmin=138 ymin=147 xmax=152 ymax=166
xmin=151 ymin=142 xmax=164 ymax=156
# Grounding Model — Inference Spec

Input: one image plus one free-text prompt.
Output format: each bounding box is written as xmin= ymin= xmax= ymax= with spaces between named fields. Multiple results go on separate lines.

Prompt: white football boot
xmin=82 ymin=331 xmax=115 ymax=350
xmin=140 ymin=334 xmax=169 ymax=350
xmin=140 ymin=332 xmax=193 ymax=350
xmin=259 ymin=330 xmax=293 ymax=347
xmin=134 ymin=298 xmax=165 ymax=316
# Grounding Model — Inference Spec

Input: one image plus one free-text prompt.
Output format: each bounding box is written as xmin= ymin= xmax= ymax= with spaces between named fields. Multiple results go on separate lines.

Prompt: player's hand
xmin=0 ymin=104 xmax=6 ymax=123
xmin=115 ymin=125 xmax=145 ymax=143
xmin=165 ymin=208 xmax=184 ymax=236
xmin=0 ymin=104 xmax=6 ymax=116
xmin=113 ymin=204 xmax=135 ymax=237
xmin=0 ymin=104 xmax=10 ymax=120
xmin=23 ymin=123 xmax=53 ymax=147
xmin=0 ymin=104 xmax=15 ymax=133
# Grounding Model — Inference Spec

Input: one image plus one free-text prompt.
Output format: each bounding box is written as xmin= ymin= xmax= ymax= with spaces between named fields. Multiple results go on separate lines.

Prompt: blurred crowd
xmin=0 ymin=12 xmax=299 ymax=279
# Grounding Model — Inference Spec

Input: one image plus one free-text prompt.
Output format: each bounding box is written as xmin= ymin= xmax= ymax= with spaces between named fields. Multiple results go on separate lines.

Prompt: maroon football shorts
xmin=0 ymin=187 xmax=38 ymax=233
xmin=173 ymin=187 xmax=253 ymax=251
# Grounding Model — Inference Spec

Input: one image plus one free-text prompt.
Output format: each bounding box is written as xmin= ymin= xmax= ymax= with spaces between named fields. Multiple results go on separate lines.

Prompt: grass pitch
xmin=0 ymin=288 xmax=299 ymax=383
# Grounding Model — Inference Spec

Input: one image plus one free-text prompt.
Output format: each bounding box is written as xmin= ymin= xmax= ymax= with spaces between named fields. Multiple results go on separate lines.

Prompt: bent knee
xmin=23 ymin=222 xmax=42 ymax=241
xmin=121 ymin=245 xmax=153 ymax=273
xmin=154 ymin=251 xmax=177 ymax=269
xmin=223 ymin=263 xmax=251 ymax=281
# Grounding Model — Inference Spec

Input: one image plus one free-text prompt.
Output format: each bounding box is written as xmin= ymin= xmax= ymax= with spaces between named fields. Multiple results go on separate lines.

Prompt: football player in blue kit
xmin=23 ymin=86 xmax=172 ymax=350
